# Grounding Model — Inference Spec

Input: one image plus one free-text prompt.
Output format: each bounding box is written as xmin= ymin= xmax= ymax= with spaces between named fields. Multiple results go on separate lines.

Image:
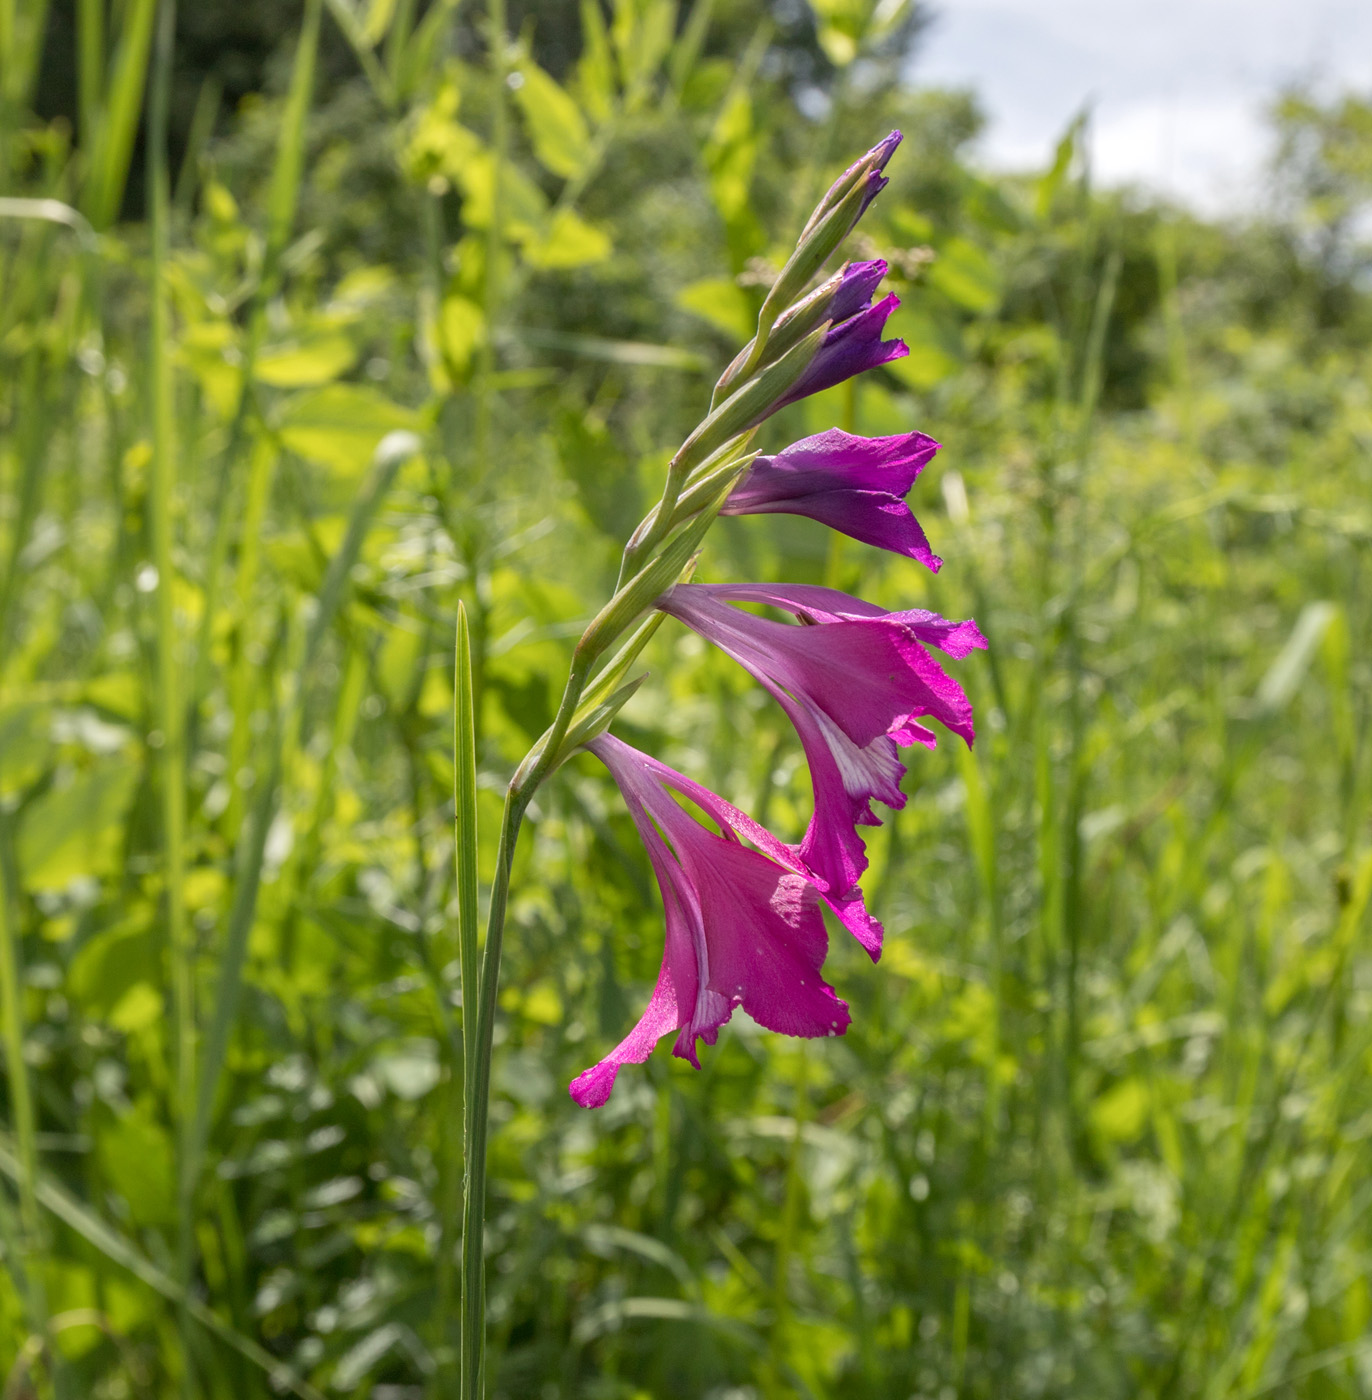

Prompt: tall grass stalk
xmin=85 ymin=0 xmax=158 ymax=229
xmin=0 ymin=0 xmax=49 ymax=114
xmin=76 ymin=0 xmax=104 ymax=152
xmin=0 ymin=828 xmax=48 ymax=1361
xmin=474 ymin=0 xmax=508 ymax=460
xmin=189 ymin=0 xmax=320 ymax=737
xmin=443 ymin=605 xmax=478 ymax=1392
xmin=146 ymin=1 xmax=193 ymax=1387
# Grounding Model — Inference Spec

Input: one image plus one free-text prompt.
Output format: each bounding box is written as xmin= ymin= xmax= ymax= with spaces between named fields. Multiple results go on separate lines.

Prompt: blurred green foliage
xmin=1 ymin=2 xmax=1371 ymax=1398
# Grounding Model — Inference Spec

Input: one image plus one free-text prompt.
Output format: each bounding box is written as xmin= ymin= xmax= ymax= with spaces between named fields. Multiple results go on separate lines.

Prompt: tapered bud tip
xmin=870 ymin=130 xmax=903 ymax=170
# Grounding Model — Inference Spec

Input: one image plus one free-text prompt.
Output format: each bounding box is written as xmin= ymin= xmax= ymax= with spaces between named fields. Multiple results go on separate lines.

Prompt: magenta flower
xmin=774 ymin=274 xmax=907 ymax=411
xmin=722 ymin=427 xmax=943 ymax=570
xmin=656 ymin=583 xmax=986 ymax=956
xmin=717 ymin=260 xmax=904 ymax=412
xmin=569 ymin=733 xmax=851 ymax=1109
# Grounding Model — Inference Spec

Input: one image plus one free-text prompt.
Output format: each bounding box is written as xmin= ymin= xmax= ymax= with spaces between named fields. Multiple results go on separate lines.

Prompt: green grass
xmin=0 ymin=2 xmax=1370 ymax=1397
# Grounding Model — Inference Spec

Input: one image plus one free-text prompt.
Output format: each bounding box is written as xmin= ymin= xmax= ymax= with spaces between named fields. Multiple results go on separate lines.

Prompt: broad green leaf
xmin=809 ymin=0 xmax=877 ymax=66
xmin=68 ymin=915 xmax=158 ymax=1016
xmin=521 ymin=209 xmax=612 ymax=269
xmin=0 ymin=704 xmax=49 ymax=796
xmin=1092 ymin=1078 xmax=1150 ymax=1143
xmin=611 ymin=0 xmax=675 ymax=97
xmin=677 ymin=277 xmax=753 ymax=340
xmin=179 ymin=319 xmax=244 ymax=420
xmin=84 ymin=672 xmax=141 ymax=721
xmin=926 ymin=236 xmax=1001 ymax=314
xmin=1036 ymin=111 xmax=1087 ymax=219
xmin=706 ymin=89 xmax=755 ymax=223
xmin=885 ymin=306 xmax=962 ymax=389
xmin=96 ymin=1105 xmax=176 ymax=1227
xmin=330 ymin=264 xmax=398 ymax=311
xmin=255 ymin=333 xmax=358 ymax=387
xmin=400 ymin=84 xmax=480 ymax=185
xmin=577 ymin=0 xmax=617 ymax=122
xmin=276 ymin=383 xmax=418 ymax=475
xmin=457 ymin=150 xmax=548 ymax=232
xmin=514 ymin=58 xmax=592 ymax=180
xmin=109 ymin=984 xmax=164 ymax=1035
xmin=437 ymin=294 xmax=485 ymax=374
xmin=17 ymin=761 xmax=139 ymax=893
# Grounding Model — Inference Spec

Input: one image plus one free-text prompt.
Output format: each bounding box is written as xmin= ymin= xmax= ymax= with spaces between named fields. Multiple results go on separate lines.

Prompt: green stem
xmin=474 ymin=0 xmax=508 ymax=458
xmin=77 ymin=0 xmax=104 ymax=152
xmin=438 ymin=607 xmax=479 ymax=1392
xmin=147 ymin=1 xmax=194 ymax=1390
xmin=460 ymin=787 xmax=528 ymax=1400
xmin=0 ymin=825 xmax=48 ymax=1340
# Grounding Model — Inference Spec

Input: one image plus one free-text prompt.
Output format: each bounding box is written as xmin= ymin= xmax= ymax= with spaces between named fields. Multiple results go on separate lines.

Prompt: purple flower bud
xmin=801 ymin=131 xmax=903 ymax=242
xmin=722 ymin=427 xmax=942 ymax=571
xmin=776 ymin=290 xmax=907 ymax=409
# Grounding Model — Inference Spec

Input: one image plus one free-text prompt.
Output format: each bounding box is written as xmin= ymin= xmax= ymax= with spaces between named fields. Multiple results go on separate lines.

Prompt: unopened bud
xmin=715 ymin=260 xmax=887 ymax=403
xmin=800 ymin=130 xmax=902 ymax=243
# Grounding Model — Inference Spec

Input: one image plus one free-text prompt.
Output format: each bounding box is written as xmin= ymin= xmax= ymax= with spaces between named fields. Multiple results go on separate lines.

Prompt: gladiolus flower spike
xmin=553 ymin=131 xmax=985 ymax=1107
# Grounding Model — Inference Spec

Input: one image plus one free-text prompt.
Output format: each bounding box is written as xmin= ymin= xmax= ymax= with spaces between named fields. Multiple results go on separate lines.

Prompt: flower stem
xmin=460 ymin=786 xmax=528 ymax=1399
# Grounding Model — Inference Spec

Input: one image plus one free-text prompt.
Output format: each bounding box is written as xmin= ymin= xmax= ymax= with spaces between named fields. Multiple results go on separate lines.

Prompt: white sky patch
xmin=911 ymin=0 xmax=1372 ymax=211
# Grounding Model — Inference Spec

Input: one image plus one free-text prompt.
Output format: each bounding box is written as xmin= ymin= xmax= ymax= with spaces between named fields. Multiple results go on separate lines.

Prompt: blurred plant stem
xmin=147 ymin=0 xmax=194 ymax=1392
xmin=473 ymin=0 xmax=508 ymax=463
xmin=458 ymin=2 xmax=508 ymax=1392
xmin=0 ymin=825 xmax=54 ymax=1391
xmin=188 ymin=0 xmax=320 ymax=753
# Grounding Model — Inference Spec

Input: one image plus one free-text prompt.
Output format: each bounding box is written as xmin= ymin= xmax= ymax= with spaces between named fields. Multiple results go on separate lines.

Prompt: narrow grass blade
xmin=0 ymin=0 xmax=52 ymax=109
xmin=265 ymin=0 xmax=323 ymax=281
xmin=0 ymin=1137 xmax=327 ymax=1400
xmin=173 ymin=74 xmax=221 ymax=212
xmin=84 ymin=0 xmax=158 ymax=228
xmin=0 ymin=831 xmax=48 ymax=1333
xmin=321 ymin=0 xmax=396 ymax=110
xmin=145 ymin=4 xmax=197 ymax=1390
xmin=455 ymin=602 xmax=479 ymax=1138
xmin=436 ymin=602 xmax=478 ymax=1391
xmin=188 ymin=0 xmax=322 ymax=735
xmin=188 ymin=746 xmax=280 ymax=1183
xmin=189 ymin=429 xmax=420 ymax=1195
xmin=77 ymin=0 xmax=104 ymax=148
